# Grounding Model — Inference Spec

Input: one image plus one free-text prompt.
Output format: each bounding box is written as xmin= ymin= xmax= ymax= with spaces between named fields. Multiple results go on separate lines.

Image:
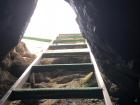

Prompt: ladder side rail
xmin=0 ymin=54 xmax=42 ymax=105
xmin=86 ymin=41 xmax=112 ymax=105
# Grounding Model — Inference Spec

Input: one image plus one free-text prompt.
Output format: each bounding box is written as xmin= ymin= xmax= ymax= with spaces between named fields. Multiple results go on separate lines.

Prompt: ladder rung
xmin=42 ymin=51 xmax=89 ymax=58
xmin=53 ymin=39 xmax=85 ymax=43
xmin=58 ymin=36 xmax=84 ymax=39
xmin=9 ymin=87 xmax=103 ymax=100
xmin=49 ymin=44 xmax=87 ymax=50
xmin=59 ymin=34 xmax=82 ymax=37
xmin=31 ymin=63 xmax=93 ymax=73
xmin=56 ymin=37 xmax=85 ymax=41
xmin=47 ymin=49 xmax=88 ymax=54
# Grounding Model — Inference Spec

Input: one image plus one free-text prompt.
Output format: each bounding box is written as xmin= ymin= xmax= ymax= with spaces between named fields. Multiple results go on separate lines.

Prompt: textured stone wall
xmin=66 ymin=0 xmax=140 ymax=104
xmin=0 ymin=42 xmax=36 ymax=98
xmin=0 ymin=0 xmax=139 ymax=104
xmin=0 ymin=0 xmax=38 ymax=61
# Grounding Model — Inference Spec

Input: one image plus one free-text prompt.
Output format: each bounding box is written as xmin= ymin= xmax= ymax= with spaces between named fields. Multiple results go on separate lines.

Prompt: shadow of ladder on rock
xmin=0 ymin=33 xmax=113 ymax=105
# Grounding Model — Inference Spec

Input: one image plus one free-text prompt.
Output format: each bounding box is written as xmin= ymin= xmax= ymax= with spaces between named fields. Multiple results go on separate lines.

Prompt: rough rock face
xmin=66 ymin=0 xmax=140 ymax=104
xmin=1 ymin=42 xmax=36 ymax=77
xmin=0 ymin=0 xmax=37 ymax=99
xmin=0 ymin=0 xmax=38 ymax=61
xmin=0 ymin=42 xmax=36 ymax=98
xmin=0 ymin=0 xmax=139 ymax=104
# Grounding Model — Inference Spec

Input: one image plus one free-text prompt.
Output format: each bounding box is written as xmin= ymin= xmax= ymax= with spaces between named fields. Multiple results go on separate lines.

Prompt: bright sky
xmin=24 ymin=0 xmax=80 ymax=39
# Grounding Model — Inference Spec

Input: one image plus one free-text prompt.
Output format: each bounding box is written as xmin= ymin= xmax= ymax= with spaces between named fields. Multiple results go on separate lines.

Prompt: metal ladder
xmin=0 ymin=34 xmax=112 ymax=105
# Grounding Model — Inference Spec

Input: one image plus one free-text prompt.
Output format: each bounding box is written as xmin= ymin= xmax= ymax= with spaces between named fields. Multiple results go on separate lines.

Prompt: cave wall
xmin=0 ymin=0 xmax=38 ymax=61
xmin=66 ymin=0 xmax=140 ymax=104
xmin=0 ymin=0 xmax=139 ymax=104
xmin=0 ymin=0 xmax=37 ymax=98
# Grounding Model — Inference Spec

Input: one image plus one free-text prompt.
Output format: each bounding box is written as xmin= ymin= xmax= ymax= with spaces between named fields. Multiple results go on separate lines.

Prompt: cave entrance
xmin=22 ymin=0 xmax=80 ymax=54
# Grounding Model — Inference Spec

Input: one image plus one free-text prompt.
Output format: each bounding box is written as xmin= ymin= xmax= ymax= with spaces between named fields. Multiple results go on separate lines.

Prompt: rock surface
xmin=66 ymin=0 xmax=140 ymax=104
xmin=0 ymin=42 xmax=36 ymax=98
xmin=0 ymin=0 xmax=139 ymax=104
xmin=0 ymin=0 xmax=37 ymax=61
xmin=0 ymin=0 xmax=37 ymax=98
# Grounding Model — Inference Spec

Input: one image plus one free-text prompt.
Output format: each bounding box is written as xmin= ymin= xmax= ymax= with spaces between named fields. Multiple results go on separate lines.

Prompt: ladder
xmin=0 ymin=34 xmax=112 ymax=105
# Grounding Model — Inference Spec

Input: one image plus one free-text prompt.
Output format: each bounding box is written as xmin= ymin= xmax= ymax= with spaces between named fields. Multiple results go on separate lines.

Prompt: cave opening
xmin=22 ymin=0 xmax=80 ymax=54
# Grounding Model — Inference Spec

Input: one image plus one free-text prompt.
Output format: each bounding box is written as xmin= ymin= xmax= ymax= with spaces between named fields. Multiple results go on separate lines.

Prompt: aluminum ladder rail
xmin=0 ymin=33 xmax=112 ymax=105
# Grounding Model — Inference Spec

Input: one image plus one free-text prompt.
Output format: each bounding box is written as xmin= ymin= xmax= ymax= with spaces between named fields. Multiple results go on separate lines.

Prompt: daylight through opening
xmin=22 ymin=0 xmax=80 ymax=54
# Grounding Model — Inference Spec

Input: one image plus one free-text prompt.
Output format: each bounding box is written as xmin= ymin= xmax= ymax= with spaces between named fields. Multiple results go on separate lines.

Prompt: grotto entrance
xmin=22 ymin=0 xmax=80 ymax=54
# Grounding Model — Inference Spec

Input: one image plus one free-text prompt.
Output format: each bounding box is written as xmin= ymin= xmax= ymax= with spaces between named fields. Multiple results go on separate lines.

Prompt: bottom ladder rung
xmin=9 ymin=87 xmax=103 ymax=100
